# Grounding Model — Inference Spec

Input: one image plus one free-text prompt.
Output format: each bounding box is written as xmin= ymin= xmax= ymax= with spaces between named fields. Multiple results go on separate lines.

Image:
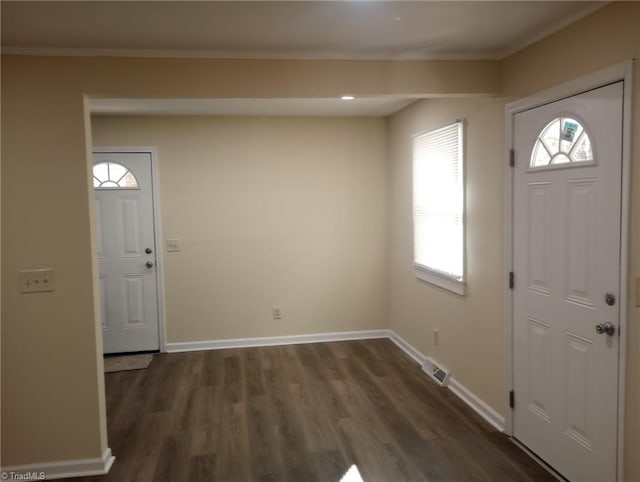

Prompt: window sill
xmin=415 ymin=266 xmax=466 ymax=296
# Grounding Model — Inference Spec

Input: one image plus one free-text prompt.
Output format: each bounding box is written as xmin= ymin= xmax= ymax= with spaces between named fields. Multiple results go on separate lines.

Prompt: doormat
xmin=104 ymin=354 xmax=153 ymax=373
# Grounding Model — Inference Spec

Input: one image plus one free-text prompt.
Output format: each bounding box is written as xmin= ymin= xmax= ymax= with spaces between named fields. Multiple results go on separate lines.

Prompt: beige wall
xmin=502 ymin=3 xmax=640 ymax=478
xmin=92 ymin=115 xmax=389 ymax=343
xmin=2 ymin=2 xmax=640 ymax=479
xmin=0 ymin=56 xmax=497 ymax=467
xmin=388 ymin=97 xmax=506 ymax=411
xmin=1 ymin=91 xmax=108 ymax=465
xmin=386 ymin=2 xmax=640 ymax=479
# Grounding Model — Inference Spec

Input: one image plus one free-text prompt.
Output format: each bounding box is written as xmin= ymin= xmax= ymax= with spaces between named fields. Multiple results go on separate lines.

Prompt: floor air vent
xmin=422 ymin=357 xmax=450 ymax=387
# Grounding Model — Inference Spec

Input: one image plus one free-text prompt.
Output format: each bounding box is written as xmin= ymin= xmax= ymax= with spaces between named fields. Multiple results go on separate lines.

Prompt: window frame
xmin=92 ymin=161 xmax=141 ymax=190
xmin=528 ymin=114 xmax=596 ymax=172
xmin=412 ymin=120 xmax=466 ymax=295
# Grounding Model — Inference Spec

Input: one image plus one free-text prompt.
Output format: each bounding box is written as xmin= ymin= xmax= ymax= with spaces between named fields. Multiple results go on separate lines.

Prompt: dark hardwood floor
xmin=72 ymin=339 xmax=554 ymax=482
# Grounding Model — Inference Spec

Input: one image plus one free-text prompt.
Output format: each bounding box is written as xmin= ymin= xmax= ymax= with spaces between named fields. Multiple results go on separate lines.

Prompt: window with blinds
xmin=412 ymin=121 xmax=465 ymax=295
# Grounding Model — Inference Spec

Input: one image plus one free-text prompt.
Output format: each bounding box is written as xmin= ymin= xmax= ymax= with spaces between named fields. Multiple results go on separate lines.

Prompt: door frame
xmin=93 ymin=146 xmax=168 ymax=353
xmin=504 ymin=61 xmax=633 ymax=480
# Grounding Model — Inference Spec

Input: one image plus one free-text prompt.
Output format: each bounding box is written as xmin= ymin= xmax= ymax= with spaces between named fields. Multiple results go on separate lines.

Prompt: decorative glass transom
xmin=530 ymin=117 xmax=593 ymax=168
xmin=93 ymin=162 xmax=139 ymax=188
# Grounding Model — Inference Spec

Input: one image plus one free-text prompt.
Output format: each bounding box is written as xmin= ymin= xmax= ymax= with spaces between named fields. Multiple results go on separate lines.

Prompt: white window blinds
xmin=412 ymin=121 xmax=465 ymax=293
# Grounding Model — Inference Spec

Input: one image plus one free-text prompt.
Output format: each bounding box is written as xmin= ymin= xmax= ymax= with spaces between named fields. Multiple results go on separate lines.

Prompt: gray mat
xmin=104 ymin=354 xmax=153 ymax=373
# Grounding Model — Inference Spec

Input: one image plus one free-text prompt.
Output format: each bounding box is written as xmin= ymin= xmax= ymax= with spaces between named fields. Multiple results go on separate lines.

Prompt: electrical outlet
xmin=272 ymin=306 xmax=282 ymax=320
xmin=20 ymin=268 xmax=55 ymax=293
xmin=433 ymin=328 xmax=440 ymax=346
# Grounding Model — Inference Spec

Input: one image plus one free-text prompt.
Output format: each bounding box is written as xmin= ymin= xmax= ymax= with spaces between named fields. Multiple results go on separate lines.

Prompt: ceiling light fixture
xmin=341 ymin=95 xmax=355 ymax=101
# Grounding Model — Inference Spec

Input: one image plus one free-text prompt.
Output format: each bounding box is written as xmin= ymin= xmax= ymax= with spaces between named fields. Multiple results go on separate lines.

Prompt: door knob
xmin=145 ymin=248 xmax=153 ymax=254
xmin=595 ymin=321 xmax=616 ymax=336
xmin=145 ymin=261 xmax=154 ymax=269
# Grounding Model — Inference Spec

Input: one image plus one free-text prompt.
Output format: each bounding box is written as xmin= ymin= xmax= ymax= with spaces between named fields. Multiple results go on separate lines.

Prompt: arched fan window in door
xmin=530 ymin=117 xmax=593 ymax=168
xmin=93 ymin=162 xmax=139 ymax=188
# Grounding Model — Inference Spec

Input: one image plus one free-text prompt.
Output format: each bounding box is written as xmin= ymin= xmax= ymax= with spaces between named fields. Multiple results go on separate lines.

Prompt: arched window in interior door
xmin=93 ymin=162 xmax=139 ymax=189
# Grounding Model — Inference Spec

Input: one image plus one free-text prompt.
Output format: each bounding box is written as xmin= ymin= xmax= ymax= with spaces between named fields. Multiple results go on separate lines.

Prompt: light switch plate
xmin=166 ymin=239 xmax=180 ymax=252
xmin=20 ymin=268 xmax=55 ymax=293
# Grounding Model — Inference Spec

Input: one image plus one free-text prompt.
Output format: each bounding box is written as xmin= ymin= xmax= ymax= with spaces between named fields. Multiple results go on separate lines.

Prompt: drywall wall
xmin=388 ymin=97 xmax=505 ymax=412
xmin=502 ymin=2 xmax=640 ymax=479
xmin=2 ymin=55 xmax=498 ymax=468
xmin=91 ymin=115 xmax=389 ymax=343
xmin=2 ymin=2 xmax=640 ymax=478
xmin=386 ymin=2 xmax=640 ymax=479
xmin=1 ymin=91 xmax=107 ymax=465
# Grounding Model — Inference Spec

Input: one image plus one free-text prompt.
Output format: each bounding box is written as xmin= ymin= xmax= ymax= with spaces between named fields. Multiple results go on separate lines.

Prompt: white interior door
xmin=512 ymin=82 xmax=623 ymax=481
xmin=93 ymin=152 xmax=160 ymax=354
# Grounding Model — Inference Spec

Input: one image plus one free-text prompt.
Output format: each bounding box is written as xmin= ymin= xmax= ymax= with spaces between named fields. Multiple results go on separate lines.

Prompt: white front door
xmin=93 ymin=152 xmax=160 ymax=354
xmin=512 ymin=82 xmax=623 ymax=481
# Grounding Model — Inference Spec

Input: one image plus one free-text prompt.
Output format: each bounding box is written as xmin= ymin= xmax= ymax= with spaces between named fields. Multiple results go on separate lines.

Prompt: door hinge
xmin=509 ymin=271 xmax=514 ymax=290
xmin=509 ymin=149 xmax=515 ymax=167
xmin=509 ymin=390 xmax=515 ymax=409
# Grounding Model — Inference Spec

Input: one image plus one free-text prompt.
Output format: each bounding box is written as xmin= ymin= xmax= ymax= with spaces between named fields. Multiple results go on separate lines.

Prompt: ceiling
xmin=2 ymin=1 xmax=605 ymax=60
xmin=2 ymin=1 xmax=605 ymax=117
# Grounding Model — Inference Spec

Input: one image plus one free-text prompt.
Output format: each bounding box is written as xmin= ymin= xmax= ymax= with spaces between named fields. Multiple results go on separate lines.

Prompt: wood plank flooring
xmin=72 ymin=339 xmax=554 ymax=482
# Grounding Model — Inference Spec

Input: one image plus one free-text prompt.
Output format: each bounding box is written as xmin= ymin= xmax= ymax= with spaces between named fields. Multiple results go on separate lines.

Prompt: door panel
xmin=526 ymin=317 xmax=551 ymax=422
xmin=120 ymin=197 xmax=143 ymax=256
xmin=123 ymin=274 xmax=145 ymax=326
xmin=513 ymin=82 xmax=622 ymax=481
xmin=94 ymin=152 xmax=160 ymax=354
xmin=527 ymin=182 xmax=551 ymax=294
xmin=566 ymin=180 xmax=596 ymax=306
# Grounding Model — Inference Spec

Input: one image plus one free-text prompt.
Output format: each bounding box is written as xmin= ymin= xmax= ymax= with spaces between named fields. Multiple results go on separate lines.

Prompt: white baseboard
xmin=448 ymin=377 xmax=506 ymax=432
xmin=1 ymin=448 xmax=115 ymax=480
xmin=166 ymin=329 xmax=390 ymax=353
xmin=388 ymin=330 xmax=426 ymax=365
xmin=388 ymin=330 xmax=505 ymax=432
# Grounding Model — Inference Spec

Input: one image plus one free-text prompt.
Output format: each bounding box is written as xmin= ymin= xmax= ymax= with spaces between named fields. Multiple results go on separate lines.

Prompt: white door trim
xmin=504 ymin=60 xmax=633 ymax=481
xmin=93 ymin=146 xmax=168 ymax=353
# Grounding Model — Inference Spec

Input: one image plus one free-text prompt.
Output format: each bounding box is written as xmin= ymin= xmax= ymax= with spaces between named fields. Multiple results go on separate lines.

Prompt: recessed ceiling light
xmin=341 ymin=95 xmax=355 ymax=101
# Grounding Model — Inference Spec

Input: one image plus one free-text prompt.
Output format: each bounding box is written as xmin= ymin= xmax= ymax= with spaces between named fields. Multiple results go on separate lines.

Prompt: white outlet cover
xmin=166 ymin=239 xmax=180 ymax=252
xmin=20 ymin=268 xmax=55 ymax=293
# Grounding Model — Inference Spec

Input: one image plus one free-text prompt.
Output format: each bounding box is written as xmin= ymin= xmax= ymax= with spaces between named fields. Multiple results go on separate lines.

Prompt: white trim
xmin=92 ymin=146 xmax=168 ymax=353
xmin=166 ymin=330 xmax=390 ymax=353
xmin=503 ymin=106 xmax=515 ymax=437
xmin=412 ymin=120 xmax=466 ymax=296
xmin=448 ymin=377 xmax=505 ymax=432
xmin=388 ymin=330 xmax=426 ymax=365
xmin=388 ymin=330 xmax=505 ymax=432
xmin=415 ymin=267 xmax=466 ymax=295
xmin=0 ymin=448 xmax=115 ymax=480
xmin=618 ymin=61 xmax=633 ymax=482
xmin=0 ymin=46 xmax=503 ymax=61
xmin=504 ymin=60 xmax=633 ymax=482
xmin=505 ymin=62 xmax=633 ymax=115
